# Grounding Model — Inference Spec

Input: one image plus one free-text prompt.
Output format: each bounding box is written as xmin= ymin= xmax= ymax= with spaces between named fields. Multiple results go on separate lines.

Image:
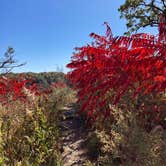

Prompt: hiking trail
xmin=60 ymin=105 xmax=89 ymax=166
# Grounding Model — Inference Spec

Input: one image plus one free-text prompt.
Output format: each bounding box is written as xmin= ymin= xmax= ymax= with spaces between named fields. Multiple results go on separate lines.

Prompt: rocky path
xmin=60 ymin=106 xmax=89 ymax=166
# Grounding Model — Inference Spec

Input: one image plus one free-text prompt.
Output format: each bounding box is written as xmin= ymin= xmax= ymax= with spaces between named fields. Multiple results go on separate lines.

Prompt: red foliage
xmin=0 ymin=75 xmax=52 ymax=106
xmin=67 ymin=16 xmax=166 ymax=125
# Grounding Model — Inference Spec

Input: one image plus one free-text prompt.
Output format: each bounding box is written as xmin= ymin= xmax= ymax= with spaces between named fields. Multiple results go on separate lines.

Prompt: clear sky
xmin=0 ymin=0 xmax=158 ymax=73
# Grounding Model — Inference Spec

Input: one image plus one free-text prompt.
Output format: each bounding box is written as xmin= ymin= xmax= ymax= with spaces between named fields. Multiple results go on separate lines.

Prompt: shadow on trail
xmin=59 ymin=104 xmax=89 ymax=166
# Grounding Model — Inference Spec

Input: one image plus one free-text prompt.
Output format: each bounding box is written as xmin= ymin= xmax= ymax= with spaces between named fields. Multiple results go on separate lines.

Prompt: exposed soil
xmin=59 ymin=105 xmax=89 ymax=166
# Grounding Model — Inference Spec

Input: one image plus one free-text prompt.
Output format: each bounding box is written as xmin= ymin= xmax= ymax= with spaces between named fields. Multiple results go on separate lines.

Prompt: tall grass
xmin=0 ymin=86 xmax=75 ymax=166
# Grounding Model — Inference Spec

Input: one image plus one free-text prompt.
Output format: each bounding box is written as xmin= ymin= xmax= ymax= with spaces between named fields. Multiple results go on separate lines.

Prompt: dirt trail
xmin=60 ymin=106 xmax=89 ymax=166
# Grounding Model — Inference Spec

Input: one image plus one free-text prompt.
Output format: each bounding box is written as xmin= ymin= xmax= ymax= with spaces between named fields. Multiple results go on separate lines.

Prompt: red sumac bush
xmin=67 ymin=16 xmax=166 ymax=128
xmin=0 ymin=75 xmax=52 ymax=106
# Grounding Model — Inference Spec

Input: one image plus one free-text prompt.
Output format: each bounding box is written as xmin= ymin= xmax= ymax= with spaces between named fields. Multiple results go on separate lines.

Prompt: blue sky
xmin=0 ymin=0 xmax=158 ymax=73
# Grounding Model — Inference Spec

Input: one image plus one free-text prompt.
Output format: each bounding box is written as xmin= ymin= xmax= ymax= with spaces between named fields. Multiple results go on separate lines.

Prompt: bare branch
xmin=0 ymin=47 xmax=25 ymax=74
xmin=140 ymin=1 xmax=164 ymax=13
xmin=161 ymin=0 xmax=166 ymax=8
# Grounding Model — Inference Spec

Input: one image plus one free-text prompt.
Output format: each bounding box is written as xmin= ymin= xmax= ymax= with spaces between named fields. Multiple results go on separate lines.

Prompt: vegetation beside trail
xmin=0 ymin=72 xmax=75 ymax=166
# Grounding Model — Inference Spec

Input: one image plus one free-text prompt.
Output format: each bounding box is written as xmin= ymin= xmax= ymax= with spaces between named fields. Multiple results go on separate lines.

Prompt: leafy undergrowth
xmin=0 ymin=76 xmax=75 ymax=166
xmin=85 ymin=107 xmax=166 ymax=166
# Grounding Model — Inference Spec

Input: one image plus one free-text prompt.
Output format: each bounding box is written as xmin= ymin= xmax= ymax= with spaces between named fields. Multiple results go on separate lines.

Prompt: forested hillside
xmin=7 ymin=72 xmax=67 ymax=87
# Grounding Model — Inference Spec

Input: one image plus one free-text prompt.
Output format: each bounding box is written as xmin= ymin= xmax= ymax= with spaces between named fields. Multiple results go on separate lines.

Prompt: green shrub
xmin=0 ymin=86 xmax=75 ymax=166
xmin=93 ymin=107 xmax=166 ymax=166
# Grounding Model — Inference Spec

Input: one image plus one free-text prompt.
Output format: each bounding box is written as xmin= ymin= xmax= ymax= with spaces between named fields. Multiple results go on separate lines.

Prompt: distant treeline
xmin=6 ymin=72 xmax=68 ymax=87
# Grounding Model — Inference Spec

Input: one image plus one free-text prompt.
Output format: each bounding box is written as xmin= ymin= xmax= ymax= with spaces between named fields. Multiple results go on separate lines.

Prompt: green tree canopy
xmin=118 ymin=0 xmax=166 ymax=35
